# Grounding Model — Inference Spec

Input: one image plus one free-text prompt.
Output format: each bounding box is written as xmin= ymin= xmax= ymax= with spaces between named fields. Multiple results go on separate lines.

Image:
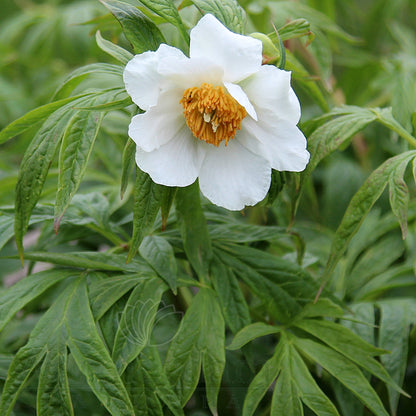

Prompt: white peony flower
xmin=123 ymin=14 xmax=310 ymax=210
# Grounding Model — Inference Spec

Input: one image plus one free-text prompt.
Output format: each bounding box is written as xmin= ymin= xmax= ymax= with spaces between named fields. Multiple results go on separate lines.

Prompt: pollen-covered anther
xmin=180 ymin=83 xmax=247 ymax=146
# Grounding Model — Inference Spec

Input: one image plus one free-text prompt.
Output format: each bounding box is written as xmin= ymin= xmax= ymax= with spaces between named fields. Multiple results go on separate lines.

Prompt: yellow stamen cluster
xmin=180 ymin=83 xmax=247 ymax=146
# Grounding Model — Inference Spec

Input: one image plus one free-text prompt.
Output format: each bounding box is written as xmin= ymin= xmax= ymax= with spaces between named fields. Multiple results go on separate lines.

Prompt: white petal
xmin=123 ymin=44 xmax=186 ymax=111
xmin=242 ymin=117 xmax=310 ymax=172
xmin=158 ymin=54 xmax=224 ymax=89
xmin=224 ymin=82 xmax=257 ymax=120
xmin=135 ymin=125 xmax=205 ymax=187
xmin=190 ymin=14 xmax=262 ymax=83
xmin=128 ymin=88 xmax=184 ymax=152
xmin=198 ymin=140 xmax=271 ymax=210
xmin=241 ymin=66 xmax=301 ymax=124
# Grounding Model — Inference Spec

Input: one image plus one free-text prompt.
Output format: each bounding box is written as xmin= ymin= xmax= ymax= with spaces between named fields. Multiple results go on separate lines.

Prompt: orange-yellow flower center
xmin=180 ymin=83 xmax=247 ymax=147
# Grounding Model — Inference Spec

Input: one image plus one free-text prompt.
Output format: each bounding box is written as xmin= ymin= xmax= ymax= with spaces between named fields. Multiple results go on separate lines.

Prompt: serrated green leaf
xmin=211 ymin=259 xmax=250 ymax=334
xmin=389 ymin=159 xmax=409 ymax=239
xmin=127 ymin=168 xmax=164 ymax=262
xmin=53 ymin=63 xmax=124 ymax=100
xmin=138 ymin=0 xmax=189 ymax=43
xmin=175 ymin=183 xmax=212 ymax=281
xmin=101 ymin=0 xmax=165 ymax=53
xmin=66 ymin=280 xmax=135 ymax=416
xmin=227 ymin=323 xmax=281 ymax=351
xmin=37 ymin=334 xmax=73 ymax=416
xmin=0 ymin=94 xmax=90 ymax=145
xmin=243 ymin=340 xmax=284 ymax=416
xmin=325 ymin=151 xmax=416 ymax=278
xmin=0 ymin=269 xmax=74 ymax=331
xmin=139 ymin=235 xmax=178 ymax=293
xmin=293 ymin=337 xmax=389 ymax=416
xmin=96 ymin=30 xmax=133 ymax=64
xmin=120 ymin=138 xmax=136 ymax=199
xmin=191 ymin=0 xmax=246 ymax=33
xmin=112 ymin=277 xmax=166 ymax=374
xmin=14 ymin=89 xmax=124 ymax=260
xmin=164 ymin=288 xmax=225 ymax=412
xmin=301 ymin=106 xmax=377 ymax=190
xmin=14 ymin=106 xmax=76 ymax=259
xmin=54 ymin=110 xmax=104 ymax=230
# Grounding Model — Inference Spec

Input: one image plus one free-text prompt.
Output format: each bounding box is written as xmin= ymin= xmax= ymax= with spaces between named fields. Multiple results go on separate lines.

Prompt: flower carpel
xmin=180 ymin=83 xmax=247 ymax=146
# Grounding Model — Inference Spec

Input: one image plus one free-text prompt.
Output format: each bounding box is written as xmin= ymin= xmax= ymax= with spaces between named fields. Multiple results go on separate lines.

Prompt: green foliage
xmin=1 ymin=0 xmax=416 ymax=415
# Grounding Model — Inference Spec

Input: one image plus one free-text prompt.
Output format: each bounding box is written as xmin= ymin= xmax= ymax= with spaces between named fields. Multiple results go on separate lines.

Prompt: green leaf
xmin=271 ymin=355 xmax=302 ymax=416
xmin=216 ymin=244 xmax=324 ymax=323
xmin=88 ymin=273 xmax=145 ymax=320
xmin=294 ymin=319 xmax=404 ymax=394
xmin=139 ymin=235 xmax=178 ymax=293
xmin=286 ymin=346 xmax=340 ymax=416
xmin=389 ymin=158 xmax=409 ymax=239
xmin=175 ymin=183 xmax=212 ymax=281
xmin=0 ymin=94 xmax=90 ymax=145
xmin=53 ymin=63 xmax=124 ymax=100
xmin=297 ymin=299 xmax=345 ymax=319
xmin=101 ymin=0 xmax=165 ymax=53
xmin=123 ymin=359 xmax=163 ymax=416
xmin=127 ymin=168 xmax=164 ymax=262
xmin=269 ymin=1 xmax=356 ymax=42
xmin=211 ymin=259 xmax=251 ymax=334
xmin=191 ymin=0 xmax=246 ymax=33
xmin=138 ymin=0 xmax=189 ymax=43
xmin=378 ymin=300 xmax=412 ymax=414
xmin=0 ymin=277 xmax=82 ymax=416
xmin=160 ymin=186 xmax=177 ymax=230
xmin=11 ymin=251 xmax=151 ymax=272
xmin=96 ymin=30 xmax=133 ymax=64
xmin=37 ymin=334 xmax=73 ymax=416
xmin=112 ymin=277 xmax=167 ymax=374
xmin=120 ymin=138 xmax=136 ymax=199
xmin=243 ymin=340 xmax=284 ymax=416
xmin=0 ymin=345 xmax=47 ymax=416
xmin=0 ymin=269 xmax=74 ymax=331
xmin=164 ymin=288 xmax=225 ymax=413
xmin=325 ymin=150 xmax=416 ymax=278
xmin=202 ymin=291 xmax=226 ymax=415
xmin=208 ymin=222 xmax=286 ymax=243
xmin=140 ymin=346 xmax=184 ymax=416
xmin=274 ymin=18 xmax=313 ymax=42
xmin=227 ymin=323 xmax=281 ymax=351
xmin=293 ymin=337 xmax=389 ymax=416
xmin=14 ymin=107 xmax=77 ymax=259
xmin=66 ymin=280 xmax=135 ymax=415
xmin=301 ymin=106 xmax=377 ymax=190
xmin=54 ymin=110 xmax=104 ymax=231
